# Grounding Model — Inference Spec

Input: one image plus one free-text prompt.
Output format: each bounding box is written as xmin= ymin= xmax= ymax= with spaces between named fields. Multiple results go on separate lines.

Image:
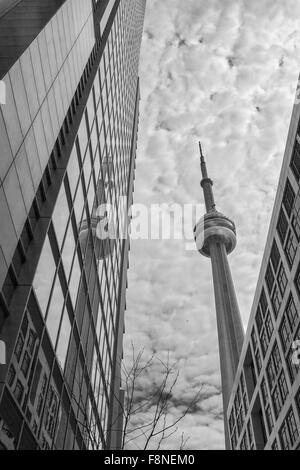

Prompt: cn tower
xmin=194 ymin=143 xmax=244 ymax=449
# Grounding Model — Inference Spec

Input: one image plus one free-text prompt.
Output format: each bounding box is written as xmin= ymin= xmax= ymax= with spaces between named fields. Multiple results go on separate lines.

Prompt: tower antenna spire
xmin=199 ymin=141 xmax=204 ymax=159
xmin=198 ymin=142 xmax=215 ymax=212
xmin=199 ymin=141 xmax=204 ymax=162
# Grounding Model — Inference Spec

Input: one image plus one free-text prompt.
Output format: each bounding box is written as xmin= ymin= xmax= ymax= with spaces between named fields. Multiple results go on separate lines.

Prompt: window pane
xmin=46 ymin=276 xmax=65 ymax=347
xmin=67 ymin=146 xmax=80 ymax=199
xmin=77 ymin=118 xmax=88 ymax=159
xmin=33 ymin=236 xmax=56 ymax=316
xmin=277 ymin=209 xmax=288 ymax=244
xmin=291 ymin=140 xmax=300 ymax=181
xmin=73 ymin=182 xmax=85 ymax=226
xmin=270 ymin=241 xmax=280 ymax=273
xmin=53 ymin=184 xmax=69 ymax=249
xmin=61 ymin=222 xmax=76 ymax=281
xmin=69 ymin=254 xmax=81 ymax=309
xmin=282 ymin=179 xmax=295 ymax=217
xmin=56 ymin=310 xmax=71 ymax=371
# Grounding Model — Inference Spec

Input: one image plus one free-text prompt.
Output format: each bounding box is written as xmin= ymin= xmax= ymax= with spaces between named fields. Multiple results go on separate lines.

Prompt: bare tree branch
xmin=118 ymin=345 xmax=203 ymax=450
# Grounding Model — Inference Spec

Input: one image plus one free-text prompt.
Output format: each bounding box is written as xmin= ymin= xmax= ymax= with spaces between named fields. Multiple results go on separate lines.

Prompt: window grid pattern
xmin=229 ymin=119 xmax=300 ymax=451
xmin=229 ymin=373 xmax=251 ymax=449
xmin=279 ymin=294 xmax=300 ymax=385
xmin=277 ymin=179 xmax=300 ymax=271
xmin=279 ymin=408 xmax=299 ymax=450
xmin=290 ymin=138 xmax=300 ymax=182
xmin=0 ymin=0 xmax=146 ymax=451
xmin=255 ymin=289 xmax=274 ymax=358
xmin=266 ymin=342 xmax=289 ymax=420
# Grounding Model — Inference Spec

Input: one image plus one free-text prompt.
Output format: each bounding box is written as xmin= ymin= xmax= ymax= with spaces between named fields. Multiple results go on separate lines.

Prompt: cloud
xmin=124 ymin=0 xmax=300 ymax=449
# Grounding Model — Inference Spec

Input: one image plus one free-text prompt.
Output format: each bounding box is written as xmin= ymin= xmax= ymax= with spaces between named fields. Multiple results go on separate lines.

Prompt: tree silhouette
xmin=112 ymin=344 xmax=202 ymax=450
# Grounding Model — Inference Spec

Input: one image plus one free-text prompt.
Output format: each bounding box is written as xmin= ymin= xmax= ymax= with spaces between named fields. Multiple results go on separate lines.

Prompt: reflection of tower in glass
xmin=65 ymin=158 xmax=115 ymax=446
xmin=194 ymin=143 xmax=244 ymax=449
xmin=79 ymin=157 xmax=115 ymax=263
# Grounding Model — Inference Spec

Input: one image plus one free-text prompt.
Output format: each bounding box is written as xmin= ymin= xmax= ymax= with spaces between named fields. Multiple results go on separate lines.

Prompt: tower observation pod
xmin=193 ymin=143 xmax=244 ymax=449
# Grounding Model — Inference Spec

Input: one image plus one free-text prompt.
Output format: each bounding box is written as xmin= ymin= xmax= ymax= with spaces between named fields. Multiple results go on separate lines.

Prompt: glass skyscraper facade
xmin=0 ymin=0 xmax=146 ymax=450
xmin=227 ymin=84 xmax=300 ymax=450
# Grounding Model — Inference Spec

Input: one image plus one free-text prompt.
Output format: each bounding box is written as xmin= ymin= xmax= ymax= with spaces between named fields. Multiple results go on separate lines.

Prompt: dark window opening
xmin=265 ymin=263 xmax=275 ymax=294
xmin=282 ymin=179 xmax=295 ymax=217
xmin=277 ymin=209 xmax=288 ymax=244
xmin=270 ymin=240 xmax=280 ymax=273
xmin=291 ymin=139 xmax=300 ymax=181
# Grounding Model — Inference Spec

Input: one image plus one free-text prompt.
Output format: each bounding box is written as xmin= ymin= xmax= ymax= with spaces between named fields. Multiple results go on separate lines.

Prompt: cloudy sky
xmin=123 ymin=0 xmax=300 ymax=449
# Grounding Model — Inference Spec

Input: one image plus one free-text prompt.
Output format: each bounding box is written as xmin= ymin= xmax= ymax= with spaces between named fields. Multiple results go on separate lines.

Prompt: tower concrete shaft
xmin=194 ymin=143 xmax=244 ymax=449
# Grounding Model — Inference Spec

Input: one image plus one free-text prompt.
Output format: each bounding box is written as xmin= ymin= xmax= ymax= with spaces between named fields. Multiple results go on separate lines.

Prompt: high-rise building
xmin=194 ymin=143 xmax=245 ymax=448
xmin=0 ymin=0 xmax=146 ymax=450
xmin=226 ymin=85 xmax=300 ymax=450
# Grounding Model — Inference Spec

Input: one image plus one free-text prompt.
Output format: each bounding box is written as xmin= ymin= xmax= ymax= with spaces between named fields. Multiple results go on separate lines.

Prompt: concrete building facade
xmin=0 ymin=0 xmax=146 ymax=450
xmin=227 ymin=86 xmax=300 ymax=450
